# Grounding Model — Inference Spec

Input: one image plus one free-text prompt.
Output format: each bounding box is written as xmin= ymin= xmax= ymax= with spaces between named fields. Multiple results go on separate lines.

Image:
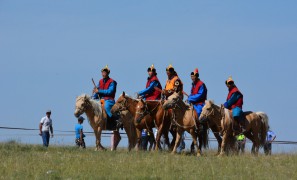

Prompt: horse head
xmin=134 ymin=99 xmax=148 ymax=124
xmin=162 ymin=92 xmax=182 ymax=110
xmin=111 ymin=91 xmax=130 ymax=114
xmin=74 ymin=94 xmax=91 ymax=117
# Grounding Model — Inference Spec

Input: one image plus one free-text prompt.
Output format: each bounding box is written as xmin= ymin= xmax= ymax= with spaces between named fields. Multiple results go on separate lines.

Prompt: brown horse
xmin=199 ymin=100 xmax=269 ymax=156
xmin=111 ymin=92 xmax=155 ymax=150
xmin=162 ymin=92 xmax=208 ymax=156
xmin=134 ymin=99 xmax=173 ymax=150
xmin=74 ymin=94 xmax=137 ymax=151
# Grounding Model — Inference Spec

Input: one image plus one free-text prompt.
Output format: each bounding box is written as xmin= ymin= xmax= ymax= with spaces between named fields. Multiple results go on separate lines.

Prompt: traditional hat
xmin=225 ymin=76 xmax=234 ymax=85
xmin=166 ymin=64 xmax=175 ymax=72
xmin=101 ymin=65 xmax=110 ymax=74
xmin=147 ymin=64 xmax=156 ymax=72
xmin=191 ymin=68 xmax=199 ymax=77
xmin=78 ymin=116 xmax=85 ymax=121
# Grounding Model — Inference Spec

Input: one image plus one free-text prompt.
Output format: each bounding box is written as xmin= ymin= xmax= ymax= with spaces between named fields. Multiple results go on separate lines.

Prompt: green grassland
xmin=0 ymin=142 xmax=297 ymax=180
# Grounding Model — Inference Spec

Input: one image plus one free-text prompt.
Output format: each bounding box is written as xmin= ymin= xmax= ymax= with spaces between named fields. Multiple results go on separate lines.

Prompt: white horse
xmin=74 ymin=94 xmax=137 ymax=151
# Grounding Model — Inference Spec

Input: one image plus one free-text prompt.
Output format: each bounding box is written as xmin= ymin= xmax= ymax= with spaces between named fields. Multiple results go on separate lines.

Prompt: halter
xmin=135 ymin=100 xmax=160 ymax=123
xmin=200 ymin=106 xmax=215 ymax=119
xmin=114 ymin=98 xmax=130 ymax=112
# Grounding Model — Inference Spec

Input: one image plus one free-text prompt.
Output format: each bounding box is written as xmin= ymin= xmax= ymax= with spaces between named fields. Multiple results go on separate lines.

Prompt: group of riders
xmin=92 ymin=64 xmax=245 ymax=133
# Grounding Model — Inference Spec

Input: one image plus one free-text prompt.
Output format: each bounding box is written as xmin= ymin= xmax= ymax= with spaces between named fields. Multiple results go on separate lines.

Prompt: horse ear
xmin=141 ymin=98 xmax=144 ymax=103
xmin=122 ymin=91 xmax=126 ymax=97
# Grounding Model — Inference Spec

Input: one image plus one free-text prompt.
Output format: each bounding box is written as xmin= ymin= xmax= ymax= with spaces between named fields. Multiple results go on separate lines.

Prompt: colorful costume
xmin=138 ymin=65 xmax=162 ymax=100
xmin=188 ymin=68 xmax=207 ymax=118
xmin=223 ymin=77 xmax=243 ymax=119
xmin=92 ymin=65 xmax=117 ymax=118
xmin=164 ymin=64 xmax=183 ymax=98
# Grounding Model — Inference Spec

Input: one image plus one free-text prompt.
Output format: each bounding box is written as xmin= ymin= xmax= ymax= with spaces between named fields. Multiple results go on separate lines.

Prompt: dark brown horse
xmin=111 ymin=92 xmax=155 ymax=150
xmin=134 ymin=99 xmax=174 ymax=150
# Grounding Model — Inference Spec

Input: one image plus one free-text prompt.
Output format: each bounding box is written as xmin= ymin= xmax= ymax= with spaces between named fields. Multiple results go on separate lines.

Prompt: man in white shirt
xmin=39 ymin=110 xmax=54 ymax=147
xmin=264 ymin=127 xmax=276 ymax=155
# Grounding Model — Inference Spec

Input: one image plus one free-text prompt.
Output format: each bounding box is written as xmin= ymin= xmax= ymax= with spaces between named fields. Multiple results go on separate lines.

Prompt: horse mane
xmin=78 ymin=94 xmax=102 ymax=117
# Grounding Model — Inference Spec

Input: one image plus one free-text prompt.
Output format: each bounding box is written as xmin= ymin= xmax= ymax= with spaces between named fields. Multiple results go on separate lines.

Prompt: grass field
xmin=1 ymin=141 xmax=297 ymax=180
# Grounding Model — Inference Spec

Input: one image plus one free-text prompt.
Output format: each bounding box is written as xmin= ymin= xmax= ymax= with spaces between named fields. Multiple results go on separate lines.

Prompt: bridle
xmin=135 ymin=100 xmax=160 ymax=123
xmin=114 ymin=98 xmax=130 ymax=112
xmin=200 ymin=106 xmax=215 ymax=119
xmin=75 ymin=97 xmax=91 ymax=114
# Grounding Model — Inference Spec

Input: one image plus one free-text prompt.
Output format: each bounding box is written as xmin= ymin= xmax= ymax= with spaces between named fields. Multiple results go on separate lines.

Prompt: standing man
xmin=264 ymin=128 xmax=276 ymax=155
xmin=137 ymin=64 xmax=162 ymax=100
xmin=163 ymin=64 xmax=183 ymax=99
xmin=75 ymin=116 xmax=86 ymax=148
xmin=141 ymin=129 xmax=149 ymax=151
xmin=236 ymin=133 xmax=246 ymax=154
xmin=93 ymin=65 xmax=120 ymax=129
xmin=39 ymin=110 xmax=53 ymax=147
xmin=188 ymin=68 xmax=207 ymax=119
xmin=223 ymin=76 xmax=245 ymax=133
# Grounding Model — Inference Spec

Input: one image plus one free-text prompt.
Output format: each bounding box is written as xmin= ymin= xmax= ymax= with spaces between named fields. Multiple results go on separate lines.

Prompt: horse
xmin=111 ymin=92 xmax=155 ymax=151
xmin=162 ymin=92 xmax=208 ymax=156
xmin=74 ymin=94 xmax=137 ymax=151
xmin=134 ymin=99 xmax=173 ymax=150
xmin=199 ymin=100 xmax=269 ymax=156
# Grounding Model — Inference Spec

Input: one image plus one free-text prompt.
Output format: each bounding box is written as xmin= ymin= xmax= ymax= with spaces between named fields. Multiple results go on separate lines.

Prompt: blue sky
xmin=0 ymin=1 xmax=296 ymax=151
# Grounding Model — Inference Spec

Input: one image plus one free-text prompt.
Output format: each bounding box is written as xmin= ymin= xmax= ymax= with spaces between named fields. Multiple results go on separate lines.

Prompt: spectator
xmin=236 ymin=133 xmax=246 ymax=154
xmin=264 ymin=128 xmax=276 ymax=155
xmin=39 ymin=110 xmax=53 ymax=147
xmin=75 ymin=116 xmax=86 ymax=148
xmin=141 ymin=129 xmax=149 ymax=151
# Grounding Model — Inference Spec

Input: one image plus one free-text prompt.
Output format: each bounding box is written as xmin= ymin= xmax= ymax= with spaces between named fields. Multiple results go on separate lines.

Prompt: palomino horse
xmin=162 ymin=92 xmax=208 ymax=156
xmin=199 ymin=100 xmax=269 ymax=156
xmin=134 ymin=99 xmax=173 ymax=150
xmin=111 ymin=92 xmax=155 ymax=150
xmin=74 ymin=94 xmax=137 ymax=151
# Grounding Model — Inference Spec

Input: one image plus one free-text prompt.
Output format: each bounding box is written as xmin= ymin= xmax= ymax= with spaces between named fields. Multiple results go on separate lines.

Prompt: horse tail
xmin=256 ymin=112 xmax=269 ymax=147
xmin=201 ymin=123 xmax=209 ymax=149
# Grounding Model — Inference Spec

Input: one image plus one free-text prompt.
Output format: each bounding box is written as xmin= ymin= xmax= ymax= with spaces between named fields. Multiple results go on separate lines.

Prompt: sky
xmin=0 ymin=1 xmax=297 ymax=152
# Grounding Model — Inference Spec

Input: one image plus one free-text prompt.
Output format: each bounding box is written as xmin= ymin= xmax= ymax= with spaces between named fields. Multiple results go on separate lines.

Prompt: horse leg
xmin=169 ymin=128 xmax=176 ymax=151
xmin=135 ymin=128 xmax=142 ymax=151
xmin=251 ymin=128 xmax=260 ymax=156
xmin=171 ymin=129 xmax=182 ymax=154
xmin=245 ymin=132 xmax=257 ymax=155
xmin=112 ymin=130 xmax=121 ymax=151
xmin=219 ymin=132 xmax=229 ymax=156
xmin=190 ymin=129 xmax=200 ymax=157
xmin=95 ymin=126 xmax=106 ymax=151
xmin=210 ymin=125 xmax=222 ymax=155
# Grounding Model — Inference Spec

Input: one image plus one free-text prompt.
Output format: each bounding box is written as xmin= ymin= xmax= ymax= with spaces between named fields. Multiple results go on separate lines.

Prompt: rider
xmin=188 ymin=68 xmax=208 ymax=118
xmin=163 ymin=64 xmax=183 ymax=99
xmin=93 ymin=65 xmax=121 ymax=129
xmin=137 ymin=64 xmax=163 ymax=100
xmin=223 ymin=76 xmax=245 ymax=133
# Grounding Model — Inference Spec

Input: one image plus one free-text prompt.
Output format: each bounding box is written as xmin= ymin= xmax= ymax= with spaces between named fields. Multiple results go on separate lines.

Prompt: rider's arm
xmin=224 ymin=92 xmax=242 ymax=108
xmin=98 ymin=81 xmax=117 ymax=96
xmin=188 ymin=85 xmax=205 ymax=104
xmin=138 ymin=81 xmax=159 ymax=97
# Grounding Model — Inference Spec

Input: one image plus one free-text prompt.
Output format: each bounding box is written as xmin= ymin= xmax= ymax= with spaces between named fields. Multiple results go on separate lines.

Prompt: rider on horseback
xmin=224 ymin=76 xmax=245 ymax=133
xmin=188 ymin=68 xmax=208 ymax=132
xmin=188 ymin=68 xmax=208 ymax=118
xmin=163 ymin=64 xmax=183 ymax=99
xmin=137 ymin=64 xmax=163 ymax=100
xmin=92 ymin=65 xmax=121 ymax=129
